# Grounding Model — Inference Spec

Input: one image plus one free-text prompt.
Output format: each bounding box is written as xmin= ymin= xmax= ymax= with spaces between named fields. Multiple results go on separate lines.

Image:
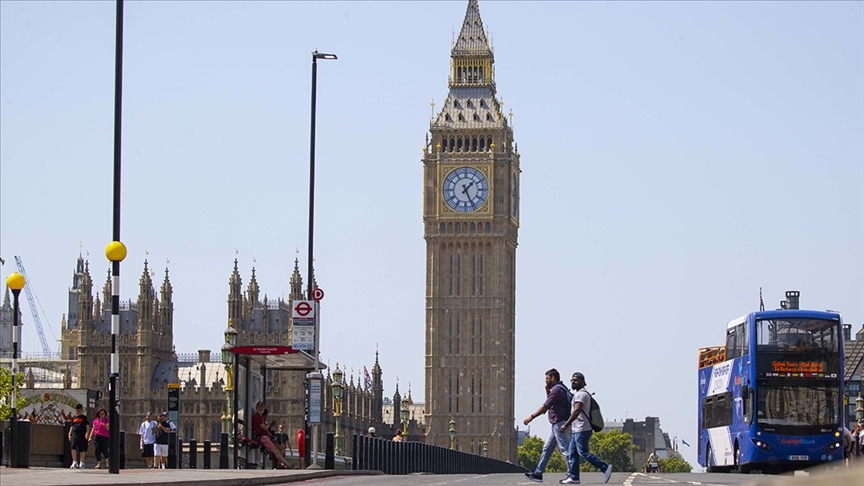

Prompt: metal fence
xmin=351 ymin=434 xmax=527 ymax=475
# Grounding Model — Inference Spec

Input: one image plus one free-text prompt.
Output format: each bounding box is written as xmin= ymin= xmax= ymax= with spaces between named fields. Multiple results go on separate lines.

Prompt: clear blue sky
xmin=1 ymin=1 xmax=862 ymax=469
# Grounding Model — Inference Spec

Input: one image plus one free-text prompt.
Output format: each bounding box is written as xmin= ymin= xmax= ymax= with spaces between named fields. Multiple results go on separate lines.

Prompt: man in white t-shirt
xmin=138 ymin=412 xmax=158 ymax=469
xmin=559 ymin=372 xmax=612 ymax=484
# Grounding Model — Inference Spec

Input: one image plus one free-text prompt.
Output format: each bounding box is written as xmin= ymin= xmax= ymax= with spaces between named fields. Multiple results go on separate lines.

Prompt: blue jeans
xmin=534 ymin=420 xmax=571 ymax=475
xmin=567 ymin=430 xmax=609 ymax=480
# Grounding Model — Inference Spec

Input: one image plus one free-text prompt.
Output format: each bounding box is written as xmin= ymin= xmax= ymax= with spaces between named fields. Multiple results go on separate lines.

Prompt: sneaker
xmin=70 ymin=462 xmax=78 ymax=469
xmin=94 ymin=463 xmax=101 ymax=469
xmin=78 ymin=462 xmax=85 ymax=469
xmin=604 ymin=465 xmax=613 ymax=483
xmin=161 ymin=464 xmax=166 ymax=469
xmin=559 ymin=479 xmax=580 ymax=485
xmin=525 ymin=472 xmax=543 ymax=482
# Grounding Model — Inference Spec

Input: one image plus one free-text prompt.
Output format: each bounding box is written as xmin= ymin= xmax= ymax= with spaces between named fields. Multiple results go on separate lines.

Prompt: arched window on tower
xmin=470 ymin=222 xmax=476 ymax=232
xmin=479 ymin=137 xmax=486 ymax=151
xmin=479 ymin=66 xmax=484 ymax=83
xmin=455 ymin=222 xmax=461 ymax=233
xmin=440 ymin=223 xmax=446 ymax=233
xmin=457 ymin=138 xmax=463 ymax=151
xmin=449 ymin=137 xmax=455 ymax=152
xmin=471 ymin=137 xmax=478 ymax=151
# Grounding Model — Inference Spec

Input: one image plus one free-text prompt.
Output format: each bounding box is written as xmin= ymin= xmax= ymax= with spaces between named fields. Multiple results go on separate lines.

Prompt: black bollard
xmin=14 ymin=420 xmax=32 ymax=468
xmin=177 ymin=438 xmax=184 ymax=469
xmin=119 ymin=430 xmax=126 ymax=469
xmin=203 ymin=440 xmax=211 ymax=469
xmin=219 ymin=432 xmax=228 ymax=469
xmin=167 ymin=431 xmax=178 ymax=469
xmin=189 ymin=439 xmax=197 ymax=469
xmin=63 ymin=422 xmax=72 ymax=468
xmin=324 ymin=432 xmax=334 ymax=469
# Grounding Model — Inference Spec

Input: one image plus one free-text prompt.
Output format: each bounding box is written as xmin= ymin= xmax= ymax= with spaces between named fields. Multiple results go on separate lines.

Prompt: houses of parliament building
xmin=3 ymin=0 xmax=521 ymax=462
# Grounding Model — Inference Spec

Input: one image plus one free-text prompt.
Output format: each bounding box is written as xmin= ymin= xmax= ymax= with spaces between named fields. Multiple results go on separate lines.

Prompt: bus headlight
xmin=751 ymin=438 xmax=771 ymax=452
xmin=825 ymin=442 xmax=842 ymax=453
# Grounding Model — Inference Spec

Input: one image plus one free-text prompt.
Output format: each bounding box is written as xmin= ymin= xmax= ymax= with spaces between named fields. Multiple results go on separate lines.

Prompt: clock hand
xmin=461 ymin=181 xmax=475 ymax=195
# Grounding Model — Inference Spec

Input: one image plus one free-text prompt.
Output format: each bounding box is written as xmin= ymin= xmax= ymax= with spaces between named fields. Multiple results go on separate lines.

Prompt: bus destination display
xmin=757 ymin=359 xmax=837 ymax=378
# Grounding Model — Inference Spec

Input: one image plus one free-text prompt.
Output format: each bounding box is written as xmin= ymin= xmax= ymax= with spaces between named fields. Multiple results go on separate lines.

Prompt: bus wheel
xmin=734 ymin=444 xmax=749 ymax=474
xmin=706 ymin=444 xmax=715 ymax=473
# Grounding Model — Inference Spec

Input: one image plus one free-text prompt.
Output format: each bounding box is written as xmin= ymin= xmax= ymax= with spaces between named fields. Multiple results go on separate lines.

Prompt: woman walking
xmin=89 ymin=408 xmax=110 ymax=469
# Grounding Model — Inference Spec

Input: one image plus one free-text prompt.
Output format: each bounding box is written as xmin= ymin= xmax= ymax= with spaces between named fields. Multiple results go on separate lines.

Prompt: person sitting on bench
xmin=251 ymin=401 xmax=292 ymax=469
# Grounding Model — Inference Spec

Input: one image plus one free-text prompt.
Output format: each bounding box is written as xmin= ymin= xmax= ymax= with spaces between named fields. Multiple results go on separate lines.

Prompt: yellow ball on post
xmin=105 ymin=241 xmax=127 ymax=262
xmin=6 ymin=272 xmax=25 ymax=291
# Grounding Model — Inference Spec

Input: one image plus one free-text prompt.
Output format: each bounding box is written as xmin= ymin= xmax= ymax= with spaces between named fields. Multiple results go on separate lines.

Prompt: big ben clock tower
xmin=423 ymin=0 xmax=520 ymax=461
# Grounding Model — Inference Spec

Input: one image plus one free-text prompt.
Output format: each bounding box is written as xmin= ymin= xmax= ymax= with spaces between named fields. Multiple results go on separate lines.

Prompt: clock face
xmin=443 ymin=167 xmax=489 ymax=212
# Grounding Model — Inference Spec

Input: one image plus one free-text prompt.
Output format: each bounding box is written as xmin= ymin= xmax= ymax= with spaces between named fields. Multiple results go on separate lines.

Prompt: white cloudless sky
xmin=1 ymin=1 xmax=862 ymax=468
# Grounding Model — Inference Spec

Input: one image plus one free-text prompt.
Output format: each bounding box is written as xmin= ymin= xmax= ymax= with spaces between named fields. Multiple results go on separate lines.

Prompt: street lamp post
xmin=330 ymin=364 xmax=344 ymax=456
xmin=855 ymin=393 xmax=864 ymax=424
xmin=220 ymin=322 xmax=237 ymax=435
xmin=107 ymin=0 xmax=126 ymax=475
xmin=6 ymin=272 xmax=25 ymax=468
xmin=400 ymin=398 xmax=409 ymax=435
xmin=221 ymin=323 xmax=238 ymax=468
xmin=307 ymin=48 xmax=336 ymax=469
xmin=448 ymin=418 xmax=456 ymax=450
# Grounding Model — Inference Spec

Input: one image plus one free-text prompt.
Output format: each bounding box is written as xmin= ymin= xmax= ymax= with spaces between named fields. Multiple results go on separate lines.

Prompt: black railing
xmin=351 ymin=434 xmax=527 ymax=475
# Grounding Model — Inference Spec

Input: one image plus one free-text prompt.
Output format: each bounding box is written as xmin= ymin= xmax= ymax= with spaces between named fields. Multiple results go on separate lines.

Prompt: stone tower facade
xmin=60 ymin=255 xmax=180 ymax=434
xmin=423 ymin=0 xmax=520 ymax=461
xmin=57 ymin=254 xmax=409 ymax=448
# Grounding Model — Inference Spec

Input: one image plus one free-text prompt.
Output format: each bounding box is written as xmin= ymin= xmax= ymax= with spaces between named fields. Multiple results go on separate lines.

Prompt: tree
xmin=579 ymin=429 xmax=638 ymax=473
xmin=0 ymin=368 xmax=26 ymax=421
xmin=518 ymin=435 xmax=567 ymax=473
xmin=659 ymin=456 xmax=693 ymax=473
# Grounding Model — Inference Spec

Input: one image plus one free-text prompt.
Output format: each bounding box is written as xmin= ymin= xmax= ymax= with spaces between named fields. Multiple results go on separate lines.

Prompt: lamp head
xmin=6 ymin=272 xmax=25 ymax=291
xmin=220 ymin=343 xmax=233 ymax=365
xmin=224 ymin=324 xmax=238 ymax=346
xmin=312 ymin=50 xmax=338 ymax=60
xmin=105 ymin=241 xmax=127 ymax=262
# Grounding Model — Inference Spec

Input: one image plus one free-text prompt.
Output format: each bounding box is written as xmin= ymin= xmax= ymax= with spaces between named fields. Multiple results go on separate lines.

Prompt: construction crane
xmin=13 ymin=256 xmax=54 ymax=356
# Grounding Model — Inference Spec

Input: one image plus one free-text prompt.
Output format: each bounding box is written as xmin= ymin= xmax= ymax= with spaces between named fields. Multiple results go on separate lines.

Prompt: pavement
xmin=0 ymin=466 xmax=382 ymax=486
xmin=743 ymin=462 xmax=864 ymax=486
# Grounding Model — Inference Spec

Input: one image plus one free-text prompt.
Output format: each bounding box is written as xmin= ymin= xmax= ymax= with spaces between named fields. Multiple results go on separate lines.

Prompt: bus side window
xmin=727 ymin=324 xmax=746 ymax=359
xmin=726 ymin=327 xmax=739 ymax=359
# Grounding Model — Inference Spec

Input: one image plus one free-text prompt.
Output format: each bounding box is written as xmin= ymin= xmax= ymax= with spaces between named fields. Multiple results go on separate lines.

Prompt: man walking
xmin=68 ymin=403 xmax=91 ymax=469
xmin=559 ymin=372 xmax=612 ymax=484
xmin=153 ymin=412 xmax=175 ymax=469
xmin=523 ymin=368 xmax=572 ymax=482
xmin=138 ymin=412 xmax=157 ymax=469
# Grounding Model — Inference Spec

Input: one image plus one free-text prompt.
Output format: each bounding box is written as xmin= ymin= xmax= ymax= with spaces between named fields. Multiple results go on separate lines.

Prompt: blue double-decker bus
xmin=697 ymin=306 xmax=845 ymax=472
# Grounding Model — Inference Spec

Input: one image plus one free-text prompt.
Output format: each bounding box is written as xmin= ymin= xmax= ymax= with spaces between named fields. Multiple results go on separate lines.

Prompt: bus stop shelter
xmin=226 ymin=344 xmax=324 ymax=469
